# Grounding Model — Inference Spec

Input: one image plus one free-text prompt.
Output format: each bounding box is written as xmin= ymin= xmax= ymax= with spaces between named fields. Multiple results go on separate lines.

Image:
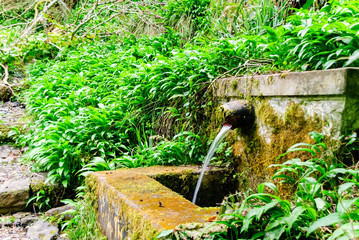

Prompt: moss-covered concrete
xmin=87 ymin=166 xmax=221 ymax=240
xmin=152 ymin=167 xmax=237 ymax=207
xmin=205 ymin=98 xmax=324 ymax=194
xmin=203 ymin=68 xmax=359 ymax=195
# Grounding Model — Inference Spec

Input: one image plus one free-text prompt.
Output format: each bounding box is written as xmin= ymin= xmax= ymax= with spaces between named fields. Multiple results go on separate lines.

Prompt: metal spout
xmin=221 ymin=100 xmax=255 ymax=129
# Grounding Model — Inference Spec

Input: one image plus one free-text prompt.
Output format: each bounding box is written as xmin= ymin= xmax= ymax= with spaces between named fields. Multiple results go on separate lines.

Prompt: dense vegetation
xmin=1 ymin=0 xmax=359 ymax=239
xmin=6 ymin=0 xmax=359 ymax=188
xmin=203 ymin=132 xmax=359 ymax=240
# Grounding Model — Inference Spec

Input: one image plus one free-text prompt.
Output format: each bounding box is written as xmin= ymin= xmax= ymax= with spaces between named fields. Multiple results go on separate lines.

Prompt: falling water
xmin=192 ymin=124 xmax=232 ymax=204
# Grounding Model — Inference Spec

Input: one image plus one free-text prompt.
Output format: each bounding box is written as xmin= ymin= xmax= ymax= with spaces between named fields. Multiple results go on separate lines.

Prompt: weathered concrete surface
xmin=209 ymin=68 xmax=359 ymax=191
xmin=87 ymin=166 xmax=221 ymax=240
xmin=216 ymin=68 xmax=359 ymax=97
xmin=215 ymin=68 xmax=359 ymax=135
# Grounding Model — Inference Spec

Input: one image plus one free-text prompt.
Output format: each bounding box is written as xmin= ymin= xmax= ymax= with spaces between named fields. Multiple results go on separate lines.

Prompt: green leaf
xmin=337 ymin=198 xmax=358 ymax=214
xmin=263 ymin=182 xmax=278 ymax=194
xmin=309 ymin=131 xmax=324 ymax=143
xmin=98 ymin=103 xmax=105 ymax=109
xmin=286 ymin=147 xmax=317 ymax=156
xmin=307 ymin=213 xmax=343 ymax=236
xmin=323 ymin=60 xmax=336 ymax=69
xmin=328 ymin=222 xmax=359 ymax=240
xmin=156 ymin=230 xmax=173 ymax=239
xmin=258 ymin=184 xmax=265 ymax=193
xmin=264 ymin=225 xmax=285 ymax=240
xmin=302 ymin=0 xmax=314 ymax=9
xmin=338 ymin=182 xmax=355 ymax=195
xmin=283 ymin=206 xmax=306 ymax=229
xmin=314 ymin=198 xmax=327 ymax=211
xmin=344 ymin=50 xmax=359 ymax=67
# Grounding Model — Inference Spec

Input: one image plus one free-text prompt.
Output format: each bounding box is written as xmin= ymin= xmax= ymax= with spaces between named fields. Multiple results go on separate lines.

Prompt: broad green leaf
xmin=264 ymin=225 xmax=285 ymax=240
xmin=156 ymin=230 xmax=173 ymax=239
xmin=338 ymin=182 xmax=356 ymax=195
xmin=258 ymin=184 xmax=265 ymax=193
xmin=337 ymin=198 xmax=358 ymax=214
xmin=344 ymin=50 xmax=359 ymax=67
xmin=328 ymin=222 xmax=359 ymax=240
xmin=314 ymin=198 xmax=327 ymax=211
xmin=282 ymin=206 xmax=306 ymax=229
xmin=307 ymin=213 xmax=343 ymax=236
xmin=302 ymin=0 xmax=314 ymax=9
xmin=323 ymin=60 xmax=336 ymax=69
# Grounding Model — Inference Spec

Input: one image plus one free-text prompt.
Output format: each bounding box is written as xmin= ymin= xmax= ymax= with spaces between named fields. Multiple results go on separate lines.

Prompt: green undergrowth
xmin=2 ymin=0 xmax=359 ymax=69
xmin=60 ymin=189 xmax=106 ymax=240
xmin=15 ymin=0 xmax=359 ymax=190
xmin=4 ymin=0 xmax=359 ymax=238
xmin=158 ymin=132 xmax=359 ymax=239
xmin=19 ymin=32 xmax=222 ymax=187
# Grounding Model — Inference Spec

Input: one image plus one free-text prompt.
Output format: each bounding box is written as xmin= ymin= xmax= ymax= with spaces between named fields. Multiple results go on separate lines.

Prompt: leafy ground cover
xmin=2 ymin=0 xmax=359 ymax=239
xmin=13 ymin=0 xmax=359 ymax=189
xmin=196 ymin=132 xmax=359 ymax=240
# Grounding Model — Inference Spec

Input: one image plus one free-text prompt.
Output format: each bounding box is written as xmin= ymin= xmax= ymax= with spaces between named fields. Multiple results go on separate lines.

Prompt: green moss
xmin=86 ymin=167 xmax=220 ymax=240
xmin=231 ymin=80 xmax=238 ymax=90
xmin=0 ymin=86 xmax=11 ymax=102
xmin=30 ymin=179 xmax=64 ymax=208
xmin=256 ymin=100 xmax=281 ymax=133
xmin=204 ymin=99 xmax=324 ymax=195
xmin=0 ymin=125 xmax=11 ymax=143
xmin=204 ymin=106 xmax=225 ymax=140
xmin=238 ymin=100 xmax=323 ymax=193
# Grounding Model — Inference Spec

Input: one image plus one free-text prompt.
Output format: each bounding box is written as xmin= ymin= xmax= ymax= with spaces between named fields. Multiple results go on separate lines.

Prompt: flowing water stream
xmin=192 ymin=124 xmax=232 ymax=204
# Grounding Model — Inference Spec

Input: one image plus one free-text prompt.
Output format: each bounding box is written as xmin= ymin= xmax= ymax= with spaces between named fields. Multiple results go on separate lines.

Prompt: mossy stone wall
xmin=86 ymin=167 xmax=219 ymax=240
xmin=210 ymin=68 xmax=359 ymax=191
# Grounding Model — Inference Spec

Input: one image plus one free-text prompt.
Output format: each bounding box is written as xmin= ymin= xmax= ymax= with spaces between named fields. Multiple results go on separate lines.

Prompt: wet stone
xmin=0 ymin=212 xmax=40 ymax=227
xmin=0 ymin=178 xmax=30 ymax=214
xmin=0 ymin=101 xmax=26 ymax=126
xmin=0 ymin=142 xmax=45 ymax=214
xmin=26 ymin=220 xmax=59 ymax=240
xmin=45 ymin=205 xmax=74 ymax=221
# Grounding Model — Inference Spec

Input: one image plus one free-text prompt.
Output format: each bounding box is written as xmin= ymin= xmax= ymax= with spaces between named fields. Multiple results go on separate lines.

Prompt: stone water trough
xmin=87 ymin=68 xmax=359 ymax=239
xmin=87 ymin=166 xmax=236 ymax=239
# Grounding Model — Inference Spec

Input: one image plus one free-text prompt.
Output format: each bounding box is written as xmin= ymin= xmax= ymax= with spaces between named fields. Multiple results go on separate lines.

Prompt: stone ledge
xmin=88 ymin=166 xmax=220 ymax=240
xmin=215 ymin=67 xmax=359 ymax=97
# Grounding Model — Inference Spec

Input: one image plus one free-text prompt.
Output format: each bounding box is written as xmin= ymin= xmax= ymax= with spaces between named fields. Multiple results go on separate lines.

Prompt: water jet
xmin=192 ymin=100 xmax=255 ymax=204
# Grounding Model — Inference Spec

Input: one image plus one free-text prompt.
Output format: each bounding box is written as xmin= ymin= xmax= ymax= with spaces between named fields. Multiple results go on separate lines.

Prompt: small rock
xmin=45 ymin=205 xmax=74 ymax=221
xmin=13 ymin=212 xmax=28 ymax=219
xmin=26 ymin=220 xmax=59 ymax=240
xmin=57 ymin=233 xmax=70 ymax=240
xmin=0 ymin=178 xmax=30 ymax=214
xmin=21 ymin=214 xmax=40 ymax=226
